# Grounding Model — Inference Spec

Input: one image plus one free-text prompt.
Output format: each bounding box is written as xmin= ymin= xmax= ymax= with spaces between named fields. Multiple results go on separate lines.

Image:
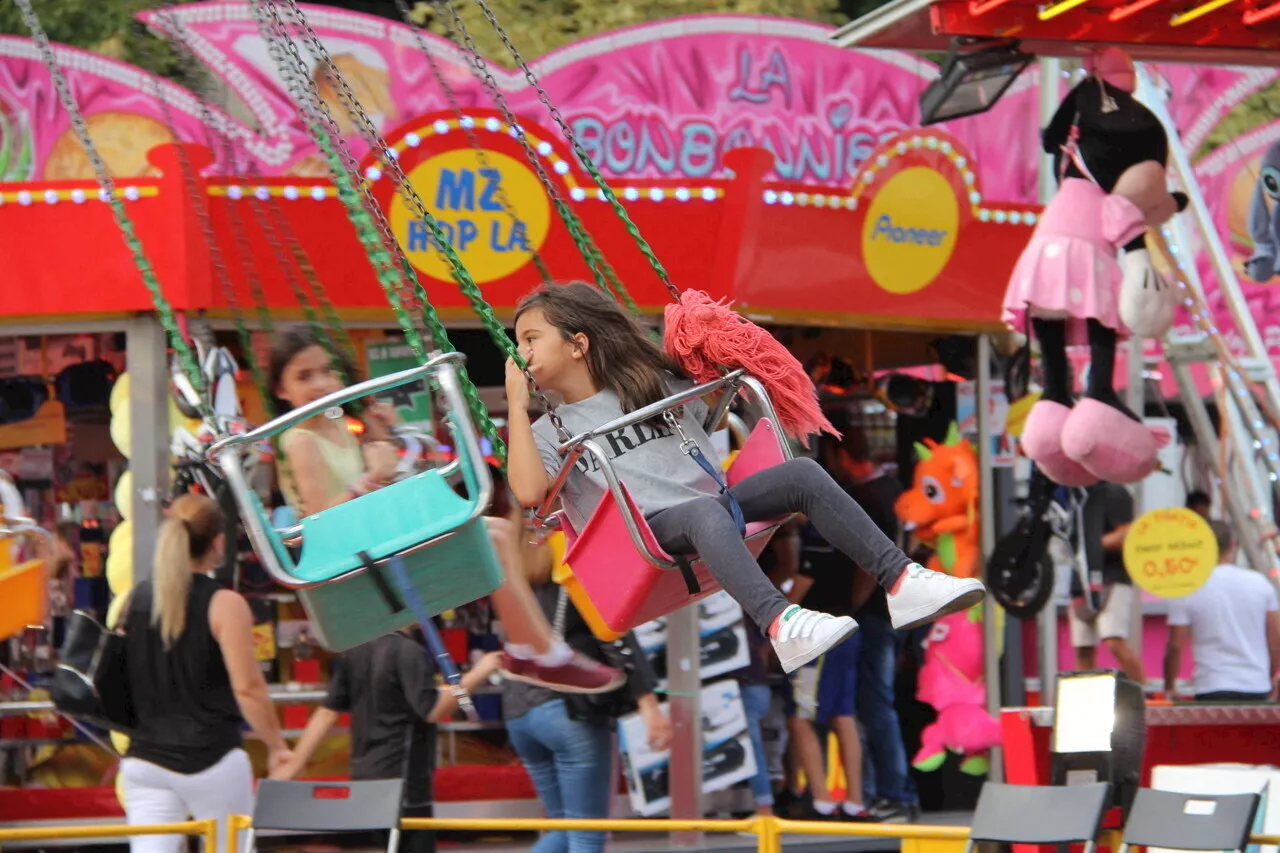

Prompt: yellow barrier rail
xmin=223 ymin=813 xmax=1280 ymax=853
xmin=0 ymin=818 xmax=217 ymax=848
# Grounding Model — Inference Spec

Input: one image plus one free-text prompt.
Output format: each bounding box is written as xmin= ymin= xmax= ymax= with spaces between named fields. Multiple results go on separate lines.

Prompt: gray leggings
xmin=646 ymin=457 xmax=909 ymax=631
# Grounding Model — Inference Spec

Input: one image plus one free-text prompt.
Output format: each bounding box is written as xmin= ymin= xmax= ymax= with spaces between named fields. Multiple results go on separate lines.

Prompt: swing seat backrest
xmin=555 ymin=417 xmax=788 ymax=638
xmin=0 ymin=558 xmax=46 ymax=643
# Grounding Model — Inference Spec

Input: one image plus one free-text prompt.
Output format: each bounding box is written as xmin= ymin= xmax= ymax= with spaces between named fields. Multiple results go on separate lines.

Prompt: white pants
xmin=120 ymin=748 xmax=254 ymax=853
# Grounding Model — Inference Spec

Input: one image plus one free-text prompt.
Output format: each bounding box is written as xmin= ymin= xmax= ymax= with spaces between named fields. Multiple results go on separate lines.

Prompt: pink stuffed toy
xmin=1003 ymin=48 xmax=1179 ymax=486
xmin=914 ymin=609 xmax=1003 ymax=776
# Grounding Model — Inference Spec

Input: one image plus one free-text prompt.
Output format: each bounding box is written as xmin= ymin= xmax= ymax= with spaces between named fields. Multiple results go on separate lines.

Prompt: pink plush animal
xmin=913 ymin=608 xmax=1002 ymax=775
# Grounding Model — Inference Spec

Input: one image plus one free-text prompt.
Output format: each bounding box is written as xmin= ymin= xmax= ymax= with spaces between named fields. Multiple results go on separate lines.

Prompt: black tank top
xmin=123 ymin=575 xmax=244 ymax=774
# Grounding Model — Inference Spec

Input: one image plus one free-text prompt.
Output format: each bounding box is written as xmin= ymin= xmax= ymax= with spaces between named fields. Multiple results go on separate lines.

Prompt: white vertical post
xmin=667 ymin=604 xmax=703 ymax=847
xmin=1126 ymin=337 xmax=1146 ymax=677
xmin=126 ymin=316 xmax=171 ymax=583
xmin=978 ymin=333 xmax=1003 ymax=781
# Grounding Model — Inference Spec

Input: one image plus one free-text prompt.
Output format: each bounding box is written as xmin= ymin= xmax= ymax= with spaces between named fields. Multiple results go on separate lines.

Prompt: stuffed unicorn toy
xmin=895 ymin=424 xmax=1001 ymax=773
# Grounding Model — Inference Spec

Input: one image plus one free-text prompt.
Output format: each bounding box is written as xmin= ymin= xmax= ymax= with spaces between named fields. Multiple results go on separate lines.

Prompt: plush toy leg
xmin=1083 ymin=318 xmax=1141 ymax=422
xmin=1062 ymin=320 xmax=1165 ymax=483
xmin=1021 ymin=319 xmax=1097 ymax=486
xmin=912 ymin=721 xmax=948 ymax=772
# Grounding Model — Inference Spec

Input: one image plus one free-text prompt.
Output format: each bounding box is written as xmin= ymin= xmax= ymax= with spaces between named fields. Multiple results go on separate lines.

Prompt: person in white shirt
xmin=1164 ymin=521 xmax=1280 ymax=702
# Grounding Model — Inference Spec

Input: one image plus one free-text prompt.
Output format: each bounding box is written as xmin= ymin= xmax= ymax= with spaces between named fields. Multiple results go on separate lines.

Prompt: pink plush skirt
xmin=1002 ymin=178 xmax=1132 ymax=345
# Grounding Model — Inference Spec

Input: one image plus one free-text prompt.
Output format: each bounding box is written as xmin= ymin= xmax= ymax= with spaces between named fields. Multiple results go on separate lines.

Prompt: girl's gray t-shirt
xmin=531 ymin=378 xmax=723 ymax=532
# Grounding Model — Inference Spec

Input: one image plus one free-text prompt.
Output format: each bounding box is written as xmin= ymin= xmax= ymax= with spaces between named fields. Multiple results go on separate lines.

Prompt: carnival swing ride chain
xmin=390 ymin=0 xmax=553 ymax=286
xmin=141 ymin=11 xmax=274 ymax=415
xmin=13 ymin=0 xmax=216 ymax=424
xmin=253 ymin=0 xmax=515 ymax=455
xmin=467 ymin=0 xmax=682 ymax=304
xmin=274 ymin=0 xmax=571 ymax=442
xmin=427 ymin=0 xmax=637 ymax=313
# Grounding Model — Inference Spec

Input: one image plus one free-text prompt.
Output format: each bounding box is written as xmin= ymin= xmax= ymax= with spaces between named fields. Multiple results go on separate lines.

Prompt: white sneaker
xmin=887 ymin=563 xmax=986 ymax=630
xmin=770 ymin=605 xmax=858 ymax=674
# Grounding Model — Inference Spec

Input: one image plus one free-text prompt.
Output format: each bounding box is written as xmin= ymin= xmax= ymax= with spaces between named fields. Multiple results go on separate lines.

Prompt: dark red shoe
xmin=500 ymin=651 xmax=626 ymax=694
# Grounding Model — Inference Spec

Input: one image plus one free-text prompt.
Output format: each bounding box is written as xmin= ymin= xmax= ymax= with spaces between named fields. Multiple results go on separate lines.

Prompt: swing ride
xmin=6 ymin=0 xmax=822 ymax=676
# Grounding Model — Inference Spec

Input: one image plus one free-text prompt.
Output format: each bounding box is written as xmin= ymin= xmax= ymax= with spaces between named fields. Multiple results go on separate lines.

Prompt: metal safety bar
xmin=212 ymin=353 xmax=494 ymax=590
xmin=0 ymin=819 xmax=217 ymax=848
xmin=531 ymin=372 xmax=793 ymax=572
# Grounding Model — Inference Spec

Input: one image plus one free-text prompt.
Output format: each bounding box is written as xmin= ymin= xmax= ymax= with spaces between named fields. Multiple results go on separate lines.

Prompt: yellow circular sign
xmin=1123 ymin=506 xmax=1218 ymax=598
xmin=390 ymin=148 xmax=551 ymax=284
xmin=862 ymin=167 xmax=959 ymax=295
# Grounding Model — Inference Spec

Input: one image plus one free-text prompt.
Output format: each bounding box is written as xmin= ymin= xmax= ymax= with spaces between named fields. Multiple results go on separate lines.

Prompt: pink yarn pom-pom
xmin=663 ymin=289 xmax=837 ymax=446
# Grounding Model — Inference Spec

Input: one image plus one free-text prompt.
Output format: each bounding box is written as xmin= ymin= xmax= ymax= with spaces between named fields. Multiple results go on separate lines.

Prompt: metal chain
xmin=254 ymin=0 xmax=510 ymax=457
xmin=469 ymin=0 xmax=681 ymax=304
xmin=13 ymin=0 xmax=213 ymax=419
xmin=432 ymin=0 xmax=640 ymax=314
xmin=145 ymin=11 xmax=274 ymax=416
xmin=390 ymin=0 xmax=552 ymax=285
xmin=277 ymin=0 xmax=568 ymax=440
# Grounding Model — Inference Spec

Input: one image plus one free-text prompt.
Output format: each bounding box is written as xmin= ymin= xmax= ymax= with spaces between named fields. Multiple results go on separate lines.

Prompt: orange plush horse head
xmin=894 ymin=423 xmax=981 ymax=579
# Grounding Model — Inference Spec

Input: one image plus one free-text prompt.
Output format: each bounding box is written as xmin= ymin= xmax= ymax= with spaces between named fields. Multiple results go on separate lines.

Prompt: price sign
xmin=1123 ymin=507 xmax=1217 ymax=598
xmin=251 ymin=623 xmax=277 ymax=663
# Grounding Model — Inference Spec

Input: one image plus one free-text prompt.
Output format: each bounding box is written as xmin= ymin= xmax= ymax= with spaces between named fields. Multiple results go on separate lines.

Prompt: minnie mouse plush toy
xmin=1003 ymin=48 xmax=1183 ymax=486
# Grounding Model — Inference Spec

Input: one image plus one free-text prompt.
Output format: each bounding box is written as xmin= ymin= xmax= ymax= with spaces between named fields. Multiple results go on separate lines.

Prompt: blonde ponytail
xmin=151 ymin=493 xmax=225 ymax=650
xmin=153 ymin=518 xmax=194 ymax=648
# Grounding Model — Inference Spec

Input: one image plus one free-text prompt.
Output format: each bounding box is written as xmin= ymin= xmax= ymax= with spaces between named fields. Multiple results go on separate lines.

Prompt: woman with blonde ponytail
xmin=118 ymin=494 xmax=292 ymax=853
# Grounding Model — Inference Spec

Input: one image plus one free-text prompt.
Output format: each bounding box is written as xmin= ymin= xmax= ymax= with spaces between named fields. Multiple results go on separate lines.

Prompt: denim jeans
xmin=507 ymin=699 xmax=615 ymax=853
xmin=739 ymin=683 xmax=775 ymax=808
xmin=856 ymin=613 xmax=916 ymax=805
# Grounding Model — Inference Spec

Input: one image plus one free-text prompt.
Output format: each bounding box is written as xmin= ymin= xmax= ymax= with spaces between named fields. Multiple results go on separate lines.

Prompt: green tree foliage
xmin=405 ymin=0 xmax=852 ymax=65
xmin=0 ymin=0 xmax=209 ymax=80
xmin=1198 ymin=81 xmax=1280 ymax=160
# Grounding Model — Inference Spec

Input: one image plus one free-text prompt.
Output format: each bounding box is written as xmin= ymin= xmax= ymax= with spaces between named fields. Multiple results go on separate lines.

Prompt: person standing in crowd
xmin=119 ymin=494 xmax=291 ymax=853
xmin=818 ymin=426 xmax=917 ymax=823
xmin=785 ymin=513 xmax=871 ymax=821
xmin=1164 ymin=521 xmax=1280 ymax=702
xmin=1068 ymin=481 xmax=1144 ymax=685
xmin=502 ymin=530 xmax=672 ymax=853
xmin=274 ymin=634 xmax=504 ymax=853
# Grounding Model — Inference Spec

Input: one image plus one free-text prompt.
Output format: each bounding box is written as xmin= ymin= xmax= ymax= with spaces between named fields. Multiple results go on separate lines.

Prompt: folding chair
xmin=1119 ymin=788 xmax=1261 ymax=853
xmin=965 ymin=782 xmax=1112 ymax=853
xmin=245 ymin=779 xmax=407 ymax=853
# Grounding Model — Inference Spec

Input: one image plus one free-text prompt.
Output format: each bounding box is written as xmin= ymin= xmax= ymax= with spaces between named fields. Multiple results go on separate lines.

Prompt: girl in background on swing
xmin=505 ymin=283 xmax=987 ymax=674
xmin=269 ymin=326 xmax=622 ymax=694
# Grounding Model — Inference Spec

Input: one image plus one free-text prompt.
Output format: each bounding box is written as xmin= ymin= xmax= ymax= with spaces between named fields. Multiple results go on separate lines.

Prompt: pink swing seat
xmin=554 ymin=416 xmax=789 ymax=641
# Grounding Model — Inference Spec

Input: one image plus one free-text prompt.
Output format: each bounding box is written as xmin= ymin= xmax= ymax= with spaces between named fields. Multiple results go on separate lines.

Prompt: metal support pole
xmin=126 ymin=316 xmax=171 ymax=583
xmin=666 ymin=603 xmax=703 ymax=847
xmin=977 ymin=333 xmax=1003 ymax=781
xmin=1126 ymin=336 xmax=1146 ymax=675
xmin=1036 ymin=56 xmax=1062 ymax=707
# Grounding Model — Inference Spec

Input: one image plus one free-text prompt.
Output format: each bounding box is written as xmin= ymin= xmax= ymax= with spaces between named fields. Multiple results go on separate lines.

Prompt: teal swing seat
xmin=211 ymin=353 xmax=503 ymax=652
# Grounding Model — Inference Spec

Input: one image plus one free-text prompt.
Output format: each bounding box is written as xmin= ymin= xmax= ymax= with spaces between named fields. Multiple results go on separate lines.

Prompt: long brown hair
xmin=152 ymin=494 xmax=224 ymax=649
xmin=267 ymin=326 xmax=362 ymax=416
xmin=515 ymin=282 xmax=684 ymax=419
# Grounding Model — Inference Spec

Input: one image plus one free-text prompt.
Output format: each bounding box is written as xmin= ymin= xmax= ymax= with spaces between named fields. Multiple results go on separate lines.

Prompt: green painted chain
xmin=146 ymin=11 xmax=273 ymax=415
xmin=391 ymin=0 xmax=552 ymax=286
xmin=278 ymin=0 xmax=567 ymax=443
xmin=255 ymin=0 xmax=509 ymax=457
xmin=433 ymin=0 xmax=641 ymax=316
xmin=13 ymin=0 xmax=214 ymax=422
xmin=470 ymin=0 xmax=682 ymax=304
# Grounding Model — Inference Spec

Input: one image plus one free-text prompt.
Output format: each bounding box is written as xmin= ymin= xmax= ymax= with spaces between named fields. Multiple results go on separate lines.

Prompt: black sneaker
xmin=838 ymin=806 xmax=881 ymax=822
xmin=868 ymin=798 xmax=918 ymax=823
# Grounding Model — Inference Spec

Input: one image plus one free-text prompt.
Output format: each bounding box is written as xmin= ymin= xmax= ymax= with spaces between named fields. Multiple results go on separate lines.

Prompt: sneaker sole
xmin=892 ymin=585 xmax=987 ymax=632
xmin=498 ymin=667 xmax=627 ymax=694
xmin=779 ymin=621 xmax=860 ymax=674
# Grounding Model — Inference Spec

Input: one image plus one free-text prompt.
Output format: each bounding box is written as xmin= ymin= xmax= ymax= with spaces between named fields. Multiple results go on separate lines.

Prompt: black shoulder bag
xmin=50 ymin=608 xmax=136 ymax=733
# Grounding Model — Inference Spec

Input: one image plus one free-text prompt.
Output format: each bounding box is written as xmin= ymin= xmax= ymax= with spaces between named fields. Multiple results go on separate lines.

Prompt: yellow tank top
xmin=279 ymin=426 xmax=364 ymax=516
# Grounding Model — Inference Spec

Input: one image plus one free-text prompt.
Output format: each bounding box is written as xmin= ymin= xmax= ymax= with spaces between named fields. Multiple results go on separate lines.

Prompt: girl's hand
xmin=364 ymin=400 xmax=400 ymax=430
xmin=505 ymin=358 xmax=531 ymax=414
xmin=641 ymin=702 xmax=673 ymax=751
xmin=363 ymin=440 xmax=400 ymax=484
xmin=268 ymin=747 xmax=298 ymax=779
